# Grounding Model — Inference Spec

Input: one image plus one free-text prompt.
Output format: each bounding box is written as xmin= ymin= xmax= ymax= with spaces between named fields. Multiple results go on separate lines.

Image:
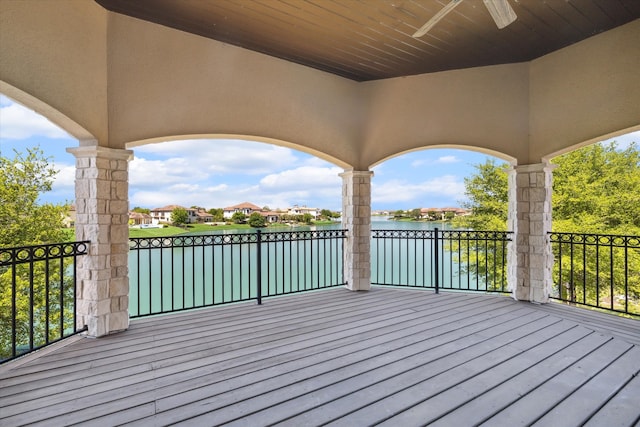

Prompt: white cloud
xmin=134 ymin=139 xmax=299 ymax=175
xmin=259 ymin=166 xmax=342 ymax=191
xmin=437 ymin=155 xmax=459 ymax=163
xmin=0 ymin=97 xmax=70 ymax=140
xmin=51 ymin=163 xmax=76 ymax=189
xmin=129 ymin=157 xmax=209 ymax=187
xmin=129 ymin=164 xmax=344 ymax=210
xmin=372 ymin=175 xmax=464 ymax=204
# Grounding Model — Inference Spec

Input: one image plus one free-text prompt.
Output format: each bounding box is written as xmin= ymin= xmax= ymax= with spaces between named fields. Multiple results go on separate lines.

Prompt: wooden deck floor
xmin=1 ymin=287 xmax=639 ymax=426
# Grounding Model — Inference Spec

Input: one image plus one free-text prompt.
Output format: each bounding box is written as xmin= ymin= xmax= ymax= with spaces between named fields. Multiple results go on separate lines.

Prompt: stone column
xmin=507 ymin=162 xmax=555 ymax=303
xmin=340 ymin=170 xmax=373 ymax=291
xmin=67 ymin=145 xmax=133 ymax=337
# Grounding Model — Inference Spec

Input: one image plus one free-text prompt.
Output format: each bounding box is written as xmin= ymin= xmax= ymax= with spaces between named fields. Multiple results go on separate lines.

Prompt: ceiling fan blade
xmin=412 ymin=0 xmax=463 ymax=38
xmin=483 ymin=0 xmax=517 ymax=29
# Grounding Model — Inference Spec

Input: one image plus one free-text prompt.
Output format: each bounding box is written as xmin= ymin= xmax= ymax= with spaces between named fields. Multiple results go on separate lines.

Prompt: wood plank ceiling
xmin=95 ymin=0 xmax=640 ymax=81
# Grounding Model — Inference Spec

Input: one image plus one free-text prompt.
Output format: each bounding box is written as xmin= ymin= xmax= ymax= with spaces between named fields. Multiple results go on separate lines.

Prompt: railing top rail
xmin=260 ymin=229 xmax=347 ymax=242
xmin=372 ymin=229 xmax=512 ymax=240
xmin=549 ymin=232 xmax=640 ymax=247
xmin=129 ymin=229 xmax=347 ymax=249
xmin=0 ymin=241 xmax=90 ymax=267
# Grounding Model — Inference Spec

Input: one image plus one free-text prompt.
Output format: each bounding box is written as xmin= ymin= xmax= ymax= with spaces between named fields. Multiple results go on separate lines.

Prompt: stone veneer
xmin=507 ymin=162 xmax=555 ymax=303
xmin=341 ymin=171 xmax=373 ymax=291
xmin=67 ymin=146 xmax=133 ymax=337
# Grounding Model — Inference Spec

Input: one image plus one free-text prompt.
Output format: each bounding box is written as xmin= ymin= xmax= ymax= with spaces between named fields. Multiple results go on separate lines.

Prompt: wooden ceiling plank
xmin=253 ymin=0 xmax=413 ymax=69
xmin=567 ymin=0 xmax=617 ymax=29
xmin=204 ymin=0 xmax=391 ymax=77
xmin=302 ymin=0 xmax=439 ymax=62
xmin=543 ymin=0 xmax=599 ymax=35
xmin=95 ymin=0 xmax=640 ymax=81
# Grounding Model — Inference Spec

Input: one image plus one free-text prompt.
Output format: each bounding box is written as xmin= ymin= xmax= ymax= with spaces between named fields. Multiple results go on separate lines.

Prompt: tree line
xmin=451 ymin=141 xmax=639 ymax=314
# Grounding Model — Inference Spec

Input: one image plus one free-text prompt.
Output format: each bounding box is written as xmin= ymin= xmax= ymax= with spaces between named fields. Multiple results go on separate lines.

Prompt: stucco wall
xmin=359 ymin=63 xmax=529 ymax=168
xmin=529 ymin=19 xmax=640 ymax=161
xmin=0 ymin=0 xmax=108 ymax=143
xmin=1 ymin=2 xmax=637 ymax=167
xmin=106 ymin=13 xmax=363 ymax=168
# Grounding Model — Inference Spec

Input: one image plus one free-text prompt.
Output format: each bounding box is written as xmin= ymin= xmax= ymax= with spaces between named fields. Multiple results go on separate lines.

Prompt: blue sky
xmin=1 ymin=94 xmax=637 ymax=212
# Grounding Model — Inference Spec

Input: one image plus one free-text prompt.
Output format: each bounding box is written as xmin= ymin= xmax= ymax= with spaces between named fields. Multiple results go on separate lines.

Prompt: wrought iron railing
xmin=372 ymin=228 xmax=512 ymax=293
xmin=0 ymin=241 xmax=89 ymax=364
xmin=549 ymin=232 xmax=640 ymax=316
xmin=128 ymin=229 xmax=346 ymax=317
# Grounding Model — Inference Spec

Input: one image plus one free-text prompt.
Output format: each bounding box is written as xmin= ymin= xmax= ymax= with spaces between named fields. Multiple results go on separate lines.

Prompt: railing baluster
xmin=434 ymin=228 xmax=439 ymax=294
xmin=128 ymin=229 xmax=345 ymax=317
xmin=549 ymin=232 xmax=639 ymax=316
xmin=256 ymin=229 xmax=262 ymax=305
xmin=1 ymin=241 xmax=89 ymax=364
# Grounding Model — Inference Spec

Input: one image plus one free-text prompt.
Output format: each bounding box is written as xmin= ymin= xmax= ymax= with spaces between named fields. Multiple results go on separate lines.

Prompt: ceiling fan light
xmin=483 ymin=0 xmax=517 ymax=29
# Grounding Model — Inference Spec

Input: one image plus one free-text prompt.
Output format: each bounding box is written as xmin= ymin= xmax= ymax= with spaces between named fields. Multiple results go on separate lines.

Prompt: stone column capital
xmin=67 ymin=145 xmax=134 ymax=161
xmin=339 ymin=170 xmax=374 ymax=178
xmin=513 ymin=161 xmax=558 ymax=173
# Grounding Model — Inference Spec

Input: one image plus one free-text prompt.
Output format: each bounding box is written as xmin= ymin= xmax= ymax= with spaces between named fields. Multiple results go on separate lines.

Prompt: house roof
xmin=223 ymin=202 xmax=263 ymax=211
xmin=151 ymin=205 xmax=188 ymax=212
xmin=129 ymin=212 xmax=151 ymax=219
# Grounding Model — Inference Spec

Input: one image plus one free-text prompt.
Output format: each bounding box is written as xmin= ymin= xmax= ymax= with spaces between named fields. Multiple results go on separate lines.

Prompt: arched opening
xmin=367 ymin=146 xmax=514 ymax=294
xmin=118 ymin=136 xmax=348 ymax=317
xmin=369 ymin=146 xmax=514 ymax=218
xmin=0 ymin=91 xmax=89 ymax=360
xmin=0 ymin=93 xmax=80 ymax=238
xmin=545 ymin=130 xmax=640 ymax=315
xmin=125 ymin=137 xmax=346 ymax=218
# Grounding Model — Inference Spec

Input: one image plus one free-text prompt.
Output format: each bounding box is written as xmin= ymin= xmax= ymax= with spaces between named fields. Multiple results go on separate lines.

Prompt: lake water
xmin=128 ymin=218 xmax=499 ymax=317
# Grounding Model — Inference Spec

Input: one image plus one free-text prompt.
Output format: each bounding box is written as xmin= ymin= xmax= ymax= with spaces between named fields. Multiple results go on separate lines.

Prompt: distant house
xmin=287 ymin=205 xmax=319 ymax=219
xmin=259 ymin=211 xmax=281 ymax=223
xmin=223 ymin=202 xmax=263 ymax=219
xmin=150 ymin=205 xmax=212 ymax=224
xmin=129 ymin=211 xmax=152 ymax=225
xmin=150 ymin=205 xmax=185 ymax=224
xmin=420 ymin=207 xmax=468 ymax=220
xmin=194 ymin=209 xmax=214 ymax=223
xmin=62 ymin=205 xmax=76 ymax=228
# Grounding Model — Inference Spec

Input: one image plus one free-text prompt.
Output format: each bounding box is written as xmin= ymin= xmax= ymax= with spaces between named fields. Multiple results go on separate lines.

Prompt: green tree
xmin=171 ymin=207 xmax=189 ymax=226
xmin=0 ymin=147 xmax=67 ymax=246
xmin=302 ymin=213 xmax=313 ymax=224
xmin=131 ymin=207 xmax=150 ymax=214
xmin=454 ymin=142 xmax=640 ymax=309
xmin=550 ymin=142 xmax=640 ymax=312
xmin=248 ymin=212 xmax=266 ymax=228
xmin=409 ymin=208 xmax=422 ymax=220
xmin=208 ymin=208 xmax=224 ymax=222
xmin=552 ymin=142 xmax=640 ymax=234
xmin=452 ymin=159 xmax=509 ymax=231
xmin=393 ymin=210 xmax=406 ymax=219
xmin=0 ymin=147 xmax=72 ymax=359
xmin=231 ymin=211 xmax=246 ymax=224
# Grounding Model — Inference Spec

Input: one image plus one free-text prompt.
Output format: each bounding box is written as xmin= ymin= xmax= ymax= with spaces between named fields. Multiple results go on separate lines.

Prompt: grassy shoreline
xmin=127 ymin=221 xmax=338 ymax=238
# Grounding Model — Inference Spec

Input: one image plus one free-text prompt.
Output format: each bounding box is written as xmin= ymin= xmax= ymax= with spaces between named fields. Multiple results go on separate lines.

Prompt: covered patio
xmin=2 ymin=287 xmax=639 ymax=426
xmin=1 ymin=2 xmax=639 ymax=425
xmin=1 ymin=1 xmax=639 ymax=337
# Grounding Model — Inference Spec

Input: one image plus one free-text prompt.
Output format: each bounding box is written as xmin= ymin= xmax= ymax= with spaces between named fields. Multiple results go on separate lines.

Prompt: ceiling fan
xmin=412 ymin=0 xmax=517 ymax=38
